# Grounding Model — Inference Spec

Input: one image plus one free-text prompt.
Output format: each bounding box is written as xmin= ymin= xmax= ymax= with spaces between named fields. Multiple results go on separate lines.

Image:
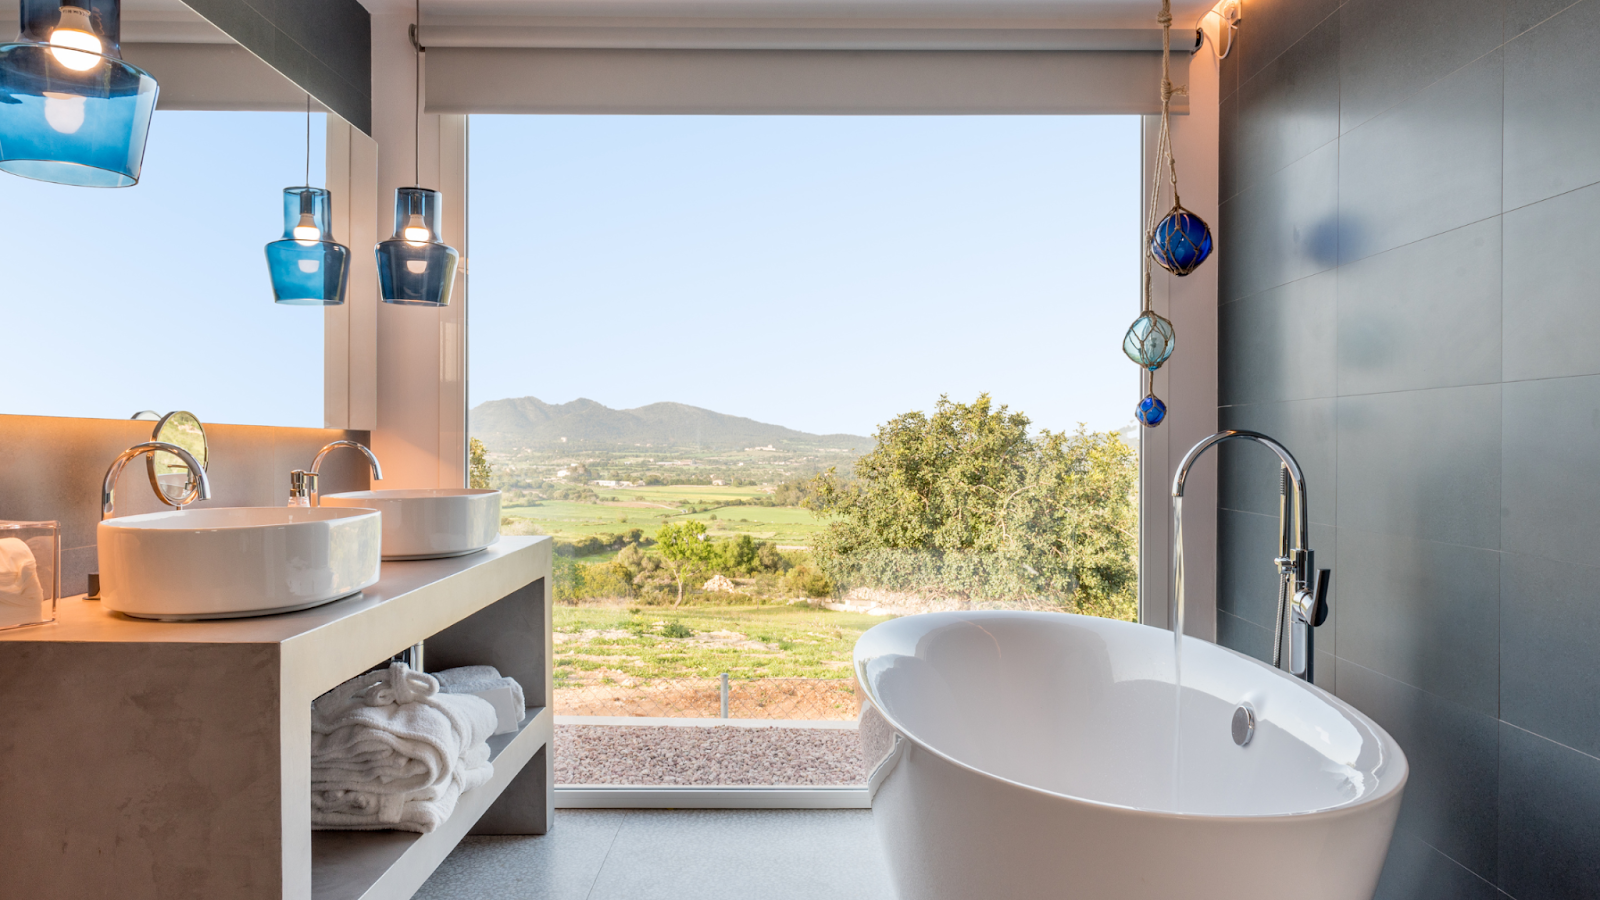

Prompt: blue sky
xmin=4 ymin=110 xmax=326 ymax=427
xmin=468 ymin=115 xmax=1142 ymax=439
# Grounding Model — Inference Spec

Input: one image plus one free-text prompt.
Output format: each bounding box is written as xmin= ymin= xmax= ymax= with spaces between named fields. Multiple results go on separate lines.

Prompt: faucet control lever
xmin=1311 ymin=568 xmax=1331 ymax=627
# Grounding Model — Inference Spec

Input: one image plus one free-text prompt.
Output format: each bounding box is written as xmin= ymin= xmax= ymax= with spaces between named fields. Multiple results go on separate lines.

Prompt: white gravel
xmin=555 ymin=724 xmax=866 ymax=786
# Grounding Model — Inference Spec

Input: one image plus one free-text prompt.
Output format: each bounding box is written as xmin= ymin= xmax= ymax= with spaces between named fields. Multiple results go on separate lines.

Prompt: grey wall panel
xmin=1216 ymin=1 xmax=1600 ymax=894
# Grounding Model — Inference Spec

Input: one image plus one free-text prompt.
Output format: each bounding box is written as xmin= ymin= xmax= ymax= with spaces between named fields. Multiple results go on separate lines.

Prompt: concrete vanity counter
xmin=0 ymin=535 xmax=554 ymax=900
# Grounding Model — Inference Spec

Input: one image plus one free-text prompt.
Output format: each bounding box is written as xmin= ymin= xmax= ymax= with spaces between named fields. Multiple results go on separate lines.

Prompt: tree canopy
xmin=808 ymin=394 xmax=1138 ymax=619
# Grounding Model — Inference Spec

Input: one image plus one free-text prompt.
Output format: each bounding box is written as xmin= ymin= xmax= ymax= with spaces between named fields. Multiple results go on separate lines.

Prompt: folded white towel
xmin=312 ymin=663 xmax=497 ymax=795
xmin=312 ymin=743 xmax=495 ymax=833
xmin=435 ymin=665 xmax=527 ymax=735
xmin=0 ymin=537 xmax=42 ymax=628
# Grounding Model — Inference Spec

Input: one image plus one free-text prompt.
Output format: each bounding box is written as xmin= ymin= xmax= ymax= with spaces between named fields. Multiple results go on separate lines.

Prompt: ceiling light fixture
xmin=0 ymin=0 xmax=159 ymax=187
xmin=265 ymin=95 xmax=351 ymax=306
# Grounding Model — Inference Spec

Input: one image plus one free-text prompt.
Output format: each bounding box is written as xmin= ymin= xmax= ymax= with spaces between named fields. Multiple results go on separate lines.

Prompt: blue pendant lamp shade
xmin=377 ymin=186 xmax=459 ymax=306
xmin=1150 ymin=204 xmax=1214 ymax=276
xmin=0 ymin=0 xmax=157 ymax=187
xmin=265 ymin=187 xmax=350 ymax=305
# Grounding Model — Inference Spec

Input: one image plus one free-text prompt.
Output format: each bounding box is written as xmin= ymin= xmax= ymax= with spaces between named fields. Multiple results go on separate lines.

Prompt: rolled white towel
xmin=0 ymin=537 xmax=42 ymax=628
xmin=313 ymin=727 xmax=497 ymax=833
xmin=435 ymin=665 xmax=527 ymax=735
xmin=312 ymin=663 xmax=497 ymax=795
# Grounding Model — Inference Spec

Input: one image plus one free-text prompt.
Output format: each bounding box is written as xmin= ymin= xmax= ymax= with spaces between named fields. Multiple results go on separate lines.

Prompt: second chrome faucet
xmin=289 ymin=440 xmax=383 ymax=507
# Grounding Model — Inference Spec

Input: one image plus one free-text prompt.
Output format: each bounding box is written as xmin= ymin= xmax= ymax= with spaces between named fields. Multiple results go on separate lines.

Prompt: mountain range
xmin=470 ymin=396 xmax=872 ymax=452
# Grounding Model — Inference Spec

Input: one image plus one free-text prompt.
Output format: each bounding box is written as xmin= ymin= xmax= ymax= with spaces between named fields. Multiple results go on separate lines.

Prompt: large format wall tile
xmin=1339 ymin=661 xmax=1502 ymax=882
xmin=1217 ymin=508 xmax=1282 ymax=631
xmin=1502 ymin=183 xmax=1600 ymax=381
xmin=1506 ymin=0 xmax=1589 ymax=39
xmin=1219 ymin=140 xmax=1339 ymax=303
xmin=1234 ymin=15 xmax=1339 ymax=196
xmin=1501 ymin=551 xmax=1600 ymax=760
xmin=1373 ymin=831 xmax=1504 ymax=900
xmin=1336 ymin=385 xmax=1501 ymax=551
xmin=1336 ymin=528 xmax=1500 ymax=716
xmin=1502 ymin=375 xmax=1600 ymax=567
xmin=1220 ymin=271 xmax=1337 ymax=406
xmin=1503 ymin=0 xmax=1600 ymax=211
xmin=1498 ymin=724 xmax=1600 ymax=900
xmin=1235 ymin=0 xmax=1342 ymax=85
xmin=1336 ymin=218 xmax=1502 ymax=396
xmin=1337 ymin=0 xmax=1503 ymax=135
xmin=1338 ymin=52 xmax=1503 ymax=265
xmin=1218 ymin=398 xmax=1336 ymax=524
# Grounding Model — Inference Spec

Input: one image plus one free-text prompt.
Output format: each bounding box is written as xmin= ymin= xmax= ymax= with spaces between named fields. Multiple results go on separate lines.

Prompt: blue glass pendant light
xmin=1150 ymin=204 xmax=1213 ymax=276
xmin=0 ymin=0 xmax=158 ymax=187
xmin=376 ymin=0 xmax=459 ymax=307
xmin=1123 ymin=311 xmax=1176 ymax=371
xmin=266 ymin=99 xmax=350 ymax=305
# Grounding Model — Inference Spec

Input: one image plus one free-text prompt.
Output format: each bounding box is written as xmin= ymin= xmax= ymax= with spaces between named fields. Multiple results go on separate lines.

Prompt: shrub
xmin=783 ymin=564 xmax=834 ymax=598
xmin=661 ymin=621 xmax=694 ymax=639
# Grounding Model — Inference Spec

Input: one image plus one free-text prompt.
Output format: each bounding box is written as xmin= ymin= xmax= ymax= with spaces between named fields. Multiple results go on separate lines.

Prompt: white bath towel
xmin=312 ymin=663 xmax=497 ymax=795
xmin=312 ymin=742 xmax=494 ymax=833
xmin=435 ymin=665 xmax=527 ymax=735
xmin=0 ymin=537 xmax=42 ymax=628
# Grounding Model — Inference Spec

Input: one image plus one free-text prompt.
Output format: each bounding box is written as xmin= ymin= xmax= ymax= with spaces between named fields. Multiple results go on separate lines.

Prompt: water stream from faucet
xmin=1170 ymin=495 xmax=1185 ymax=813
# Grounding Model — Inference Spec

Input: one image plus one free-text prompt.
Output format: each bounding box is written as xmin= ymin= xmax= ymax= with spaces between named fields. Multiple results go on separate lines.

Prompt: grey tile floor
xmin=413 ymin=809 xmax=897 ymax=900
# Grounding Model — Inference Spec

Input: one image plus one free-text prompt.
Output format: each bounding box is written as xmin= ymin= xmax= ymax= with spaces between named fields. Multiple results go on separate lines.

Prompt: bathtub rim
xmin=854 ymin=609 xmax=1409 ymax=823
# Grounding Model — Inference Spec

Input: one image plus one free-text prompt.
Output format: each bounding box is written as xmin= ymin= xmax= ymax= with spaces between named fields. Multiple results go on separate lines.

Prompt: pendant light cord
xmin=1141 ymin=0 xmax=1187 ymax=315
xmin=414 ymin=0 xmax=421 ymax=188
xmin=305 ymin=93 xmax=311 ymax=187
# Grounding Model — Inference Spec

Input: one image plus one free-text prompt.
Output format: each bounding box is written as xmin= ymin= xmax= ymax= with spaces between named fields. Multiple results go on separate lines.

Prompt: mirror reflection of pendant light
xmin=265 ymin=96 xmax=351 ymax=306
xmin=0 ymin=0 xmax=159 ymax=187
xmin=375 ymin=0 xmax=459 ymax=307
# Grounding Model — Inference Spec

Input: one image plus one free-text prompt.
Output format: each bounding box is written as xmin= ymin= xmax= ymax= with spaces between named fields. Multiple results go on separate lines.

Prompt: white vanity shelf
xmin=0 ymin=535 xmax=554 ymax=900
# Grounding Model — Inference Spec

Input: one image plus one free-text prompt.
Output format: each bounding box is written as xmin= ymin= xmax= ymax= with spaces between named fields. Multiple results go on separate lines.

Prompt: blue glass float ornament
xmin=0 ymin=0 xmax=159 ymax=187
xmin=265 ymin=187 xmax=350 ymax=305
xmin=376 ymin=186 xmax=460 ymax=306
xmin=1123 ymin=312 xmax=1176 ymax=371
xmin=1150 ymin=204 xmax=1213 ymax=276
xmin=1136 ymin=394 xmax=1167 ymax=428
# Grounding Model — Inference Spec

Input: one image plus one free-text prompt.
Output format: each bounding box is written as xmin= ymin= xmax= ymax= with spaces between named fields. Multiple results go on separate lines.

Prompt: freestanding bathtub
xmin=855 ymin=611 xmax=1407 ymax=900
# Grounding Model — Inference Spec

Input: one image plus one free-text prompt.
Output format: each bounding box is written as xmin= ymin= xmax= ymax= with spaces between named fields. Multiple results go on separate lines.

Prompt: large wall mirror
xmin=0 ymin=0 xmax=346 ymax=428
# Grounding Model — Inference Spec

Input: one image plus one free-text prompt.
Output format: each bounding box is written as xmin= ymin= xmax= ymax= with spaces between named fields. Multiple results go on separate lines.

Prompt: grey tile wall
xmin=1217 ymin=1 xmax=1600 ymax=895
xmin=0 ymin=415 xmax=372 ymax=596
xmin=177 ymin=0 xmax=370 ymax=134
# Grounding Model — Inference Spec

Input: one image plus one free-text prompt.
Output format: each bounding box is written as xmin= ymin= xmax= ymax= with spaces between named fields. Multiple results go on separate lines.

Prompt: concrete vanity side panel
xmin=0 ymin=641 xmax=283 ymax=900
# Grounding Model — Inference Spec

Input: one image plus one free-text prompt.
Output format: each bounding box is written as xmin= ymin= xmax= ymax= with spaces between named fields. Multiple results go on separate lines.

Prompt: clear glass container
xmin=265 ymin=187 xmax=351 ymax=305
xmin=376 ymin=186 xmax=460 ymax=306
xmin=0 ymin=519 xmax=58 ymax=630
xmin=0 ymin=1 xmax=158 ymax=187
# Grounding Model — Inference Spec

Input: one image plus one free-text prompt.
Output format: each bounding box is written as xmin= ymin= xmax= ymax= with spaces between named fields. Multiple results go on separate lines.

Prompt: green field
xmin=553 ymin=603 xmax=882 ymax=685
xmin=502 ymin=485 xmax=829 ymax=546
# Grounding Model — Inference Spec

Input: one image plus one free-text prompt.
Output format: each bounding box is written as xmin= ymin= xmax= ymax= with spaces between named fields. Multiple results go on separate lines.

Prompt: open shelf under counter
xmin=0 ymin=535 xmax=555 ymax=900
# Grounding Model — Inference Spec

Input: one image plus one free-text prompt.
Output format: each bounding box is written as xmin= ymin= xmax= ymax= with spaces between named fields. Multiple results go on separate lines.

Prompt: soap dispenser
xmin=288 ymin=470 xmax=317 ymax=507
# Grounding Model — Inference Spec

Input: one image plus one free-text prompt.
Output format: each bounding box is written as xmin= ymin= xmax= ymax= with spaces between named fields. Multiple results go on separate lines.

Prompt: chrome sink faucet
xmin=1172 ymin=430 xmax=1330 ymax=682
xmin=102 ymin=441 xmax=211 ymax=519
xmin=290 ymin=440 xmax=383 ymax=507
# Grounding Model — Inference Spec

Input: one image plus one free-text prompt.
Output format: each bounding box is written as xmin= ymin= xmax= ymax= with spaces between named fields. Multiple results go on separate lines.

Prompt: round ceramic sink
xmin=97 ymin=506 xmax=382 ymax=620
xmin=319 ymin=488 xmax=500 ymax=560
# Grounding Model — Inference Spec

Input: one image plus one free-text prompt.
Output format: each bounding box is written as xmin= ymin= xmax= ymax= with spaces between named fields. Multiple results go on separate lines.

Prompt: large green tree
xmin=809 ymin=394 xmax=1138 ymax=619
xmin=654 ymin=520 xmax=716 ymax=606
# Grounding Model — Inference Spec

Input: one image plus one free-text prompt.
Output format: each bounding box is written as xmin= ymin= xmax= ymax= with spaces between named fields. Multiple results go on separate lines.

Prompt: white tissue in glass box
xmin=0 ymin=520 xmax=58 ymax=630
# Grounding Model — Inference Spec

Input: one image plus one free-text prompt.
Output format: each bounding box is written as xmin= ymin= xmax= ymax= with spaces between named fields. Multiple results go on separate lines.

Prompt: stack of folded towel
xmin=311 ymin=662 xmax=498 ymax=833
xmin=434 ymin=665 xmax=527 ymax=736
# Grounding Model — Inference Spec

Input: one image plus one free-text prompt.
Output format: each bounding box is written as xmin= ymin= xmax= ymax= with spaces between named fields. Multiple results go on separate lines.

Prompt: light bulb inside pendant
xmin=49 ymin=5 xmax=101 ymax=71
xmin=402 ymin=214 xmax=430 ymax=244
xmin=292 ymin=212 xmax=320 ymax=244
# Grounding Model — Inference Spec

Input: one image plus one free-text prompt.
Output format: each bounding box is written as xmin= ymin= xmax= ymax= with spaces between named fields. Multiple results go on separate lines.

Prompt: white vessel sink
xmin=98 ymin=507 xmax=382 ymax=620
xmin=319 ymin=489 xmax=501 ymax=560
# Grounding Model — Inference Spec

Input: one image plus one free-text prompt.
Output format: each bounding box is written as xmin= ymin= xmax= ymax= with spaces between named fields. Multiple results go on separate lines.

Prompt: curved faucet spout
xmin=307 ymin=441 xmax=383 ymax=507
xmin=102 ymin=441 xmax=211 ymax=519
xmin=1172 ymin=429 xmax=1308 ymax=549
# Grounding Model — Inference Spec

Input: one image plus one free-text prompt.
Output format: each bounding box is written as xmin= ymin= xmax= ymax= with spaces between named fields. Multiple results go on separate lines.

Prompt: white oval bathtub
xmin=854 ymin=611 xmax=1407 ymax=900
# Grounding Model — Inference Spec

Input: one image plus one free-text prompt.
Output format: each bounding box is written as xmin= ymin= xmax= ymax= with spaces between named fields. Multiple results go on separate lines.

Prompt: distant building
xmin=592 ymin=480 xmax=624 ymax=487
xmin=711 ymin=479 xmax=725 ymax=486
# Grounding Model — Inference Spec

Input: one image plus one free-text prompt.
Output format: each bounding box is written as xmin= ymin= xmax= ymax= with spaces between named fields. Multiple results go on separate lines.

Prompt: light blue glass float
xmin=265 ymin=187 xmax=350 ymax=306
xmin=376 ymin=186 xmax=459 ymax=307
xmin=1136 ymin=394 xmax=1167 ymax=428
xmin=1150 ymin=205 xmax=1213 ymax=276
xmin=1123 ymin=312 xmax=1176 ymax=371
xmin=0 ymin=0 xmax=158 ymax=187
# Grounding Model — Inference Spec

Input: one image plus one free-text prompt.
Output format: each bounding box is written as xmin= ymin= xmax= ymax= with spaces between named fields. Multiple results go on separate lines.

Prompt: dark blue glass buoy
xmin=1136 ymin=394 xmax=1167 ymax=428
xmin=265 ymin=187 xmax=350 ymax=305
xmin=1150 ymin=205 xmax=1213 ymax=276
xmin=1123 ymin=312 xmax=1176 ymax=371
xmin=0 ymin=0 xmax=159 ymax=187
xmin=376 ymin=186 xmax=460 ymax=307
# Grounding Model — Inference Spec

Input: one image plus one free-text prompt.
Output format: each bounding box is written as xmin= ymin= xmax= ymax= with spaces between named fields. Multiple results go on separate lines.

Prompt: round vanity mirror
xmin=147 ymin=411 xmax=208 ymax=507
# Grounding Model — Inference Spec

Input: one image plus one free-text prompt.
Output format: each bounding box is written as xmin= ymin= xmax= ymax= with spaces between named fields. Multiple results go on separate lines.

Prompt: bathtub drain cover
xmin=1232 ymin=704 xmax=1256 ymax=747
